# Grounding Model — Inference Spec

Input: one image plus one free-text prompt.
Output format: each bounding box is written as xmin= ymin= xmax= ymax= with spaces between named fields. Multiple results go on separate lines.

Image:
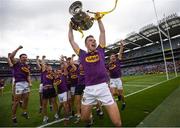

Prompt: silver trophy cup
xmin=69 ymin=1 xmax=94 ymax=31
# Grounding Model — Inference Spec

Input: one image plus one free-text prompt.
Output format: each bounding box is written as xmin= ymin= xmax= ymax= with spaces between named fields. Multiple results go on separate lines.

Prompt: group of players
xmin=6 ymin=13 xmax=125 ymax=127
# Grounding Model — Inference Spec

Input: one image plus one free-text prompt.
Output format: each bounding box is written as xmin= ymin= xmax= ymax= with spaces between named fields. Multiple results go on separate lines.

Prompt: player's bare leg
xmin=12 ymin=94 xmax=21 ymax=125
xmin=81 ymin=104 xmax=93 ymax=126
xmin=117 ymin=89 xmax=126 ymax=110
xmin=105 ymin=102 xmax=122 ymax=127
xmin=21 ymin=92 xmax=30 ymax=119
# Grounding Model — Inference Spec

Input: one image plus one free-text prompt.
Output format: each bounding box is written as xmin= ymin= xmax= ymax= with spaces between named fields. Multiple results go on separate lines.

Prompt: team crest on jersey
xmin=71 ymin=74 xmax=77 ymax=79
xmin=70 ymin=68 xmax=75 ymax=72
xmin=55 ymin=79 xmax=62 ymax=85
xmin=21 ymin=67 xmax=29 ymax=73
xmin=85 ymin=54 xmax=100 ymax=63
xmin=46 ymin=74 xmax=53 ymax=79
xmin=109 ymin=64 xmax=116 ymax=70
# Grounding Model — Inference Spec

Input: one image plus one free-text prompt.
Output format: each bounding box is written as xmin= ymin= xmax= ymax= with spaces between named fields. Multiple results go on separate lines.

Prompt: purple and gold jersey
xmin=13 ymin=62 xmax=30 ymax=83
xmin=54 ymin=75 xmax=68 ymax=94
xmin=108 ymin=59 xmax=122 ymax=78
xmin=67 ymin=64 xmax=78 ymax=86
xmin=79 ymin=45 xmax=108 ymax=86
xmin=78 ymin=65 xmax=85 ymax=85
xmin=42 ymin=71 xmax=54 ymax=86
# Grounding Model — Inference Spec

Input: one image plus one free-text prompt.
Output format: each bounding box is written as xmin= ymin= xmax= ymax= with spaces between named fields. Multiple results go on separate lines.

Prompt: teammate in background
xmin=107 ymin=40 xmax=126 ymax=110
xmin=66 ymin=54 xmax=78 ymax=116
xmin=68 ymin=13 xmax=122 ymax=127
xmin=66 ymin=73 xmax=72 ymax=114
xmin=0 ymin=78 xmax=5 ymax=96
xmin=36 ymin=55 xmax=43 ymax=113
xmin=8 ymin=53 xmax=23 ymax=108
xmin=40 ymin=57 xmax=59 ymax=124
xmin=74 ymin=63 xmax=85 ymax=123
xmin=54 ymin=56 xmax=69 ymax=126
xmin=36 ymin=56 xmax=53 ymax=113
xmin=61 ymin=55 xmax=73 ymax=117
xmin=9 ymin=45 xmax=32 ymax=126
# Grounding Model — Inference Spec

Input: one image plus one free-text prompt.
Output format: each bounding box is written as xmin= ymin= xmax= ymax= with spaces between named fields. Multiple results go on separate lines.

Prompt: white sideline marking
xmin=124 ymin=82 xmax=155 ymax=85
xmin=124 ymin=77 xmax=176 ymax=98
xmin=37 ymin=77 xmax=177 ymax=128
xmin=37 ymin=118 xmax=64 ymax=128
xmin=124 ymin=84 xmax=148 ymax=87
xmin=37 ymin=116 xmax=73 ymax=128
xmin=125 ymin=81 xmax=155 ymax=84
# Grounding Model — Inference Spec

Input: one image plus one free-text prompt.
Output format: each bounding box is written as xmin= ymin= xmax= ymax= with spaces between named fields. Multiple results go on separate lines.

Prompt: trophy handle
xmin=69 ymin=1 xmax=83 ymax=15
xmin=87 ymin=10 xmax=104 ymax=20
xmin=86 ymin=0 xmax=119 ymax=20
xmin=87 ymin=10 xmax=96 ymax=14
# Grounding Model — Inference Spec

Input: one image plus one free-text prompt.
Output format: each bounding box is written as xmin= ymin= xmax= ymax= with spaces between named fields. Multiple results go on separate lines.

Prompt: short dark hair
xmin=85 ymin=35 xmax=94 ymax=44
xmin=110 ymin=53 xmax=116 ymax=56
xmin=19 ymin=54 xmax=27 ymax=58
xmin=110 ymin=53 xmax=117 ymax=58
xmin=67 ymin=57 xmax=71 ymax=60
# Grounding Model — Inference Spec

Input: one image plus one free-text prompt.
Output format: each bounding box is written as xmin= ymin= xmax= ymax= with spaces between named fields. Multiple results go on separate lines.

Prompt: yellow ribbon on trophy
xmin=99 ymin=0 xmax=118 ymax=15
xmin=78 ymin=0 xmax=119 ymax=38
xmin=89 ymin=0 xmax=119 ymax=20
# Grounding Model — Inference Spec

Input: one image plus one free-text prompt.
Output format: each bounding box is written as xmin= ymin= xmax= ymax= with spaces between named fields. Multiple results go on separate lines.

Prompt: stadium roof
xmin=105 ymin=13 xmax=180 ymax=55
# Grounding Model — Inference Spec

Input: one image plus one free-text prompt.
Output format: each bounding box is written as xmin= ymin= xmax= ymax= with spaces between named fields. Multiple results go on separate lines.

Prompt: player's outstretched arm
xmin=63 ymin=61 xmax=68 ymax=76
xmin=118 ymin=40 xmax=125 ymax=60
xmin=7 ymin=53 xmax=13 ymax=67
xmin=68 ymin=22 xmax=80 ymax=55
xmin=41 ymin=55 xmax=46 ymax=72
xmin=70 ymin=54 xmax=77 ymax=71
xmin=96 ymin=13 xmax=106 ymax=48
xmin=9 ymin=45 xmax=23 ymax=64
xmin=36 ymin=56 xmax=41 ymax=70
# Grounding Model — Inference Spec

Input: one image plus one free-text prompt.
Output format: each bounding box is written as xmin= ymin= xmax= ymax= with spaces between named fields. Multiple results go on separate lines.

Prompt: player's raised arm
xmin=7 ymin=53 xmax=13 ymax=67
xmin=36 ymin=56 xmax=41 ymax=70
xmin=68 ymin=22 xmax=80 ymax=55
xmin=70 ymin=54 xmax=77 ymax=71
xmin=62 ymin=61 xmax=68 ymax=76
xmin=96 ymin=13 xmax=106 ymax=48
xmin=9 ymin=45 xmax=23 ymax=64
xmin=41 ymin=55 xmax=46 ymax=72
xmin=118 ymin=40 xmax=125 ymax=60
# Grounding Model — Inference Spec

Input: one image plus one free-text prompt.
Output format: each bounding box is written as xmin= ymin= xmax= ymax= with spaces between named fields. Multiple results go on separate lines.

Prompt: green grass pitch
xmin=0 ymin=73 xmax=179 ymax=127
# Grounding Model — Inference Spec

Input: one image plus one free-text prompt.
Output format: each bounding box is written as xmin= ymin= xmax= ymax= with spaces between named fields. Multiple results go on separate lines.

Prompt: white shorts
xmin=0 ymin=87 xmax=4 ymax=89
xmin=110 ymin=78 xmax=123 ymax=90
xmin=67 ymin=90 xmax=71 ymax=100
xmin=58 ymin=92 xmax=68 ymax=103
xmin=15 ymin=81 xmax=30 ymax=95
xmin=70 ymin=87 xmax=75 ymax=96
xmin=39 ymin=83 xmax=43 ymax=93
xmin=82 ymin=82 xmax=114 ymax=106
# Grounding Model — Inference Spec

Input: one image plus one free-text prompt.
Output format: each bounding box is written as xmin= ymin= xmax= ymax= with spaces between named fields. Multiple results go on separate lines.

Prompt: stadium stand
xmin=105 ymin=13 xmax=180 ymax=76
xmin=0 ymin=14 xmax=180 ymax=80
